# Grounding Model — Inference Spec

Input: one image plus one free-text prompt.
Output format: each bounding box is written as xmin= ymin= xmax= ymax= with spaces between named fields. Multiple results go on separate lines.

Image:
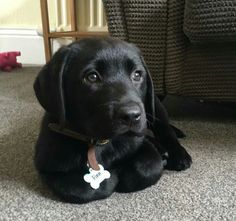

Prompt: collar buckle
xmin=90 ymin=139 xmax=110 ymax=146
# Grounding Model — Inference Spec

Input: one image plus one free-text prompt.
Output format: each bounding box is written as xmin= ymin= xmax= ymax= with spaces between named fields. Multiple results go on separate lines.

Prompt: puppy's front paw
xmin=165 ymin=147 xmax=192 ymax=171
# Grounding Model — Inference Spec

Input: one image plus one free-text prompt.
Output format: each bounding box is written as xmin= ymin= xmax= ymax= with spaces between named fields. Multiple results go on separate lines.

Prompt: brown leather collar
xmin=48 ymin=123 xmax=109 ymax=146
xmin=48 ymin=123 xmax=109 ymax=171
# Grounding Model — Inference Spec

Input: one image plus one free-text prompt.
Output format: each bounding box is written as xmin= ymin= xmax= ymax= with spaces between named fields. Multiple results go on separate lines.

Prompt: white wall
xmin=0 ymin=0 xmax=56 ymax=64
xmin=0 ymin=0 xmax=57 ymax=29
xmin=0 ymin=0 xmax=107 ymax=65
xmin=0 ymin=29 xmax=45 ymax=65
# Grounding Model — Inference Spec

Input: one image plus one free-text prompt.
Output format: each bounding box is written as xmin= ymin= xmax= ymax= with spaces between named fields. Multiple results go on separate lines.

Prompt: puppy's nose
xmin=117 ymin=106 xmax=142 ymax=124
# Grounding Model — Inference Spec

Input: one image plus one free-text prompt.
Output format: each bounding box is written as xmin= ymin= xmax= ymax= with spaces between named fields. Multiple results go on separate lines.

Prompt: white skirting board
xmin=0 ymin=29 xmax=70 ymax=65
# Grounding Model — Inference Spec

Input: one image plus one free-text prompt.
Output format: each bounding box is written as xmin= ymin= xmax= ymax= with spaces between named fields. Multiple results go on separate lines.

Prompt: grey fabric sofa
xmin=103 ymin=0 xmax=236 ymax=102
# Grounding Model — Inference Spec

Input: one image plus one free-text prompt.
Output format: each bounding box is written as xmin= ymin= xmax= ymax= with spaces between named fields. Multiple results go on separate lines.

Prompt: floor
xmin=0 ymin=67 xmax=235 ymax=221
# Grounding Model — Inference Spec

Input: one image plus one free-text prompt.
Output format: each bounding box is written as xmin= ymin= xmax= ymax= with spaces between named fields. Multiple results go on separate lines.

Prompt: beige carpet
xmin=0 ymin=67 xmax=235 ymax=221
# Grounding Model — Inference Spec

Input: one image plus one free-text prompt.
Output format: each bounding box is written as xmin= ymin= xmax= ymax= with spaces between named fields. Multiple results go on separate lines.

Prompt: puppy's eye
xmin=130 ymin=71 xmax=143 ymax=82
xmin=84 ymin=71 xmax=101 ymax=83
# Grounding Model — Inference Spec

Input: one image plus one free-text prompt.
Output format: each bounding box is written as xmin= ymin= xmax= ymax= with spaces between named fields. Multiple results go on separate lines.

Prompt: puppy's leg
xmin=40 ymin=170 xmax=118 ymax=204
xmin=116 ymin=139 xmax=163 ymax=193
xmin=170 ymin=124 xmax=186 ymax=138
xmin=151 ymin=96 xmax=192 ymax=171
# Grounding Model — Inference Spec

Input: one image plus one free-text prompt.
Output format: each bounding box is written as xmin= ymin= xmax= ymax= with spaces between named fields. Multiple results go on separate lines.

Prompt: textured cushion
xmin=103 ymin=0 xmax=170 ymax=95
xmin=184 ymin=0 xmax=236 ymax=43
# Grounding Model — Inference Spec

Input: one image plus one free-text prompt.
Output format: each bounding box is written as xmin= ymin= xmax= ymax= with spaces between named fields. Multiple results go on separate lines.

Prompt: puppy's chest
xmin=95 ymin=138 xmax=142 ymax=168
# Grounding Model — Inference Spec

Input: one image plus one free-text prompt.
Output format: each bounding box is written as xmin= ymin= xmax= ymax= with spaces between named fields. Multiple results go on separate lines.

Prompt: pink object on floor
xmin=0 ymin=51 xmax=22 ymax=72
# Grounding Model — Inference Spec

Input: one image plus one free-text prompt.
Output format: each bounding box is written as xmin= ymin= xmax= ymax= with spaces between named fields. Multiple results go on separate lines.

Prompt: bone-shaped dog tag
xmin=83 ymin=164 xmax=111 ymax=189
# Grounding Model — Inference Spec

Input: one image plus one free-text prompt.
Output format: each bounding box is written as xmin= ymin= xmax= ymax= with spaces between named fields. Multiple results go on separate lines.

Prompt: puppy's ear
xmin=34 ymin=46 xmax=72 ymax=125
xmin=140 ymin=56 xmax=156 ymax=128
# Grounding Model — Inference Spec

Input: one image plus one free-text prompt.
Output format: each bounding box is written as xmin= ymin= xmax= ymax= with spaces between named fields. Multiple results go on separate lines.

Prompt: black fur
xmin=34 ymin=37 xmax=192 ymax=204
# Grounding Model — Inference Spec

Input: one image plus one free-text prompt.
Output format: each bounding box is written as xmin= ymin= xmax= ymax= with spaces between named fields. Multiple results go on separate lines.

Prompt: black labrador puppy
xmin=34 ymin=37 xmax=192 ymax=204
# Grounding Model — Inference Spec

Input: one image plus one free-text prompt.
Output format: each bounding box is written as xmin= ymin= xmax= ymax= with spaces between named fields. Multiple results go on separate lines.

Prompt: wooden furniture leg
xmin=40 ymin=0 xmax=52 ymax=62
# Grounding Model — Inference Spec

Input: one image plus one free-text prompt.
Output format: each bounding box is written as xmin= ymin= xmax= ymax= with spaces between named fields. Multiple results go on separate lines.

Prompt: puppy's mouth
xmin=89 ymin=129 xmax=145 ymax=141
xmin=124 ymin=129 xmax=146 ymax=137
xmin=88 ymin=119 xmax=147 ymax=140
xmin=112 ymin=121 xmax=146 ymax=135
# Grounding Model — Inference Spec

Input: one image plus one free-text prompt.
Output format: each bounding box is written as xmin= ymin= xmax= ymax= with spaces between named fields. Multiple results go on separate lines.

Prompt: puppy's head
xmin=34 ymin=37 xmax=155 ymax=139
